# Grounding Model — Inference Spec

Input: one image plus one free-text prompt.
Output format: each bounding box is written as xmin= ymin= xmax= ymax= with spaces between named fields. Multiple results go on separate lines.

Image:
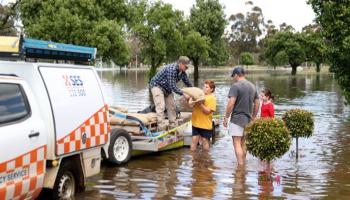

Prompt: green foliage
xmin=273 ymin=51 xmax=288 ymax=66
xmin=184 ymin=31 xmax=209 ymax=61
xmin=190 ymin=0 xmax=228 ymax=66
xmin=133 ymin=1 xmax=185 ymax=78
xmin=184 ymin=31 xmax=209 ymax=82
xmin=245 ymin=118 xmax=292 ymax=162
xmin=282 ymin=109 xmax=314 ymax=138
xmin=239 ymin=52 xmax=255 ymax=65
xmin=308 ymin=0 xmax=350 ymax=103
xmin=19 ymin=0 xmax=130 ymax=63
xmin=0 ymin=2 xmax=19 ymax=36
xmin=265 ymin=31 xmax=306 ymax=75
xmin=302 ymin=26 xmax=327 ymax=72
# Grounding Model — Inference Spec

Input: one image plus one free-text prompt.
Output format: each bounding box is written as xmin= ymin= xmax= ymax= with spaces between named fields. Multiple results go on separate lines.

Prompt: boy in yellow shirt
xmin=191 ymin=80 xmax=217 ymax=151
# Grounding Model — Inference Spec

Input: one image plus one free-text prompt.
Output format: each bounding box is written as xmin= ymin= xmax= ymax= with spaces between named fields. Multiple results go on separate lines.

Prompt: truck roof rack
xmin=0 ymin=36 xmax=96 ymax=64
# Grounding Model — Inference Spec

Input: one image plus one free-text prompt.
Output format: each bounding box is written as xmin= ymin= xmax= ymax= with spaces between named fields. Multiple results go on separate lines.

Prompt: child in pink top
xmin=260 ymin=88 xmax=274 ymax=118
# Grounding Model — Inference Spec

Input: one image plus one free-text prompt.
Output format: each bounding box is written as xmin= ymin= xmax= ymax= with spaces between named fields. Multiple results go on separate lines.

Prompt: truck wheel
xmin=53 ymin=162 xmax=76 ymax=200
xmin=108 ymin=129 xmax=132 ymax=164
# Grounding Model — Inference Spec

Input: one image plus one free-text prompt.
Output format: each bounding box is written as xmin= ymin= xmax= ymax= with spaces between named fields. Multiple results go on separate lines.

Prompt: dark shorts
xmin=192 ymin=126 xmax=212 ymax=139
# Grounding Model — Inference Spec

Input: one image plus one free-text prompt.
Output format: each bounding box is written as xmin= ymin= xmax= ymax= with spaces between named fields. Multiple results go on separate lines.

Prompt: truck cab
xmin=0 ymin=36 xmax=112 ymax=199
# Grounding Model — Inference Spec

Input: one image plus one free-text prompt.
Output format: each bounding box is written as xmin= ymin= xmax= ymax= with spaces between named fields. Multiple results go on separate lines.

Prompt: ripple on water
xmin=78 ymin=72 xmax=350 ymax=200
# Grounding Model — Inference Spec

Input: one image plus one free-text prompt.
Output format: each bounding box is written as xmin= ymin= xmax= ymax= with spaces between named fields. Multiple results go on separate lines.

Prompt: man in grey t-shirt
xmin=223 ymin=67 xmax=260 ymax=165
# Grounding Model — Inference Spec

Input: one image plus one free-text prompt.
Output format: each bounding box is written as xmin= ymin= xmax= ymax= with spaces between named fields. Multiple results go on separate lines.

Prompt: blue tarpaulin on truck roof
xmin=22 ymin=38 xmax=96 ymax=62
xmin=23 ymin=39 xmax=96 ymax=55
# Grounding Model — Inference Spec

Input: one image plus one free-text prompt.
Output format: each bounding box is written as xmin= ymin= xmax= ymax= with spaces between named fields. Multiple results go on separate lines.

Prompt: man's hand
xmin=223 ymin=117 xmax=228 ymax=128
xmin=183 ymin=93 xmax=190 ymax=100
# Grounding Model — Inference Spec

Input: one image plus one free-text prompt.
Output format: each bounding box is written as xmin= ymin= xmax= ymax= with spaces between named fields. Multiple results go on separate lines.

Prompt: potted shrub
xmin=282 ymin=109 xmax=314 ymax=158
xmin=245 ymin=118 xmax=292 ymax=162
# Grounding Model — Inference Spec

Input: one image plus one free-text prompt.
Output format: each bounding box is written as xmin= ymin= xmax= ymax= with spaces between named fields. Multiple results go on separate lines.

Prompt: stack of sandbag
xmin=109 ymin=107 xmax=157 ymax=135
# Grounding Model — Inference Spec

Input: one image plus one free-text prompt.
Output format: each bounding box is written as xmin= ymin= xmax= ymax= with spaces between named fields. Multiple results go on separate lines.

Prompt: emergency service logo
xmin=0 ymin=166 xmax=29 ymax=185
xmin=62 ymin=74 xmax=86 ymax=97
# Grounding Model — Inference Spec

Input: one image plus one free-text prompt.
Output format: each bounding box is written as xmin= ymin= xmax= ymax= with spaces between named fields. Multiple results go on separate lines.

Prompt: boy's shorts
xmin=192 ymin=126 xmax=212 ymax=139
xmin=228 ymin=122 xmax=244 ymax=137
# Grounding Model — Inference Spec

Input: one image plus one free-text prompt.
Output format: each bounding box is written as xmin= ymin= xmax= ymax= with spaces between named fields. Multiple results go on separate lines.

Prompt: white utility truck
xmin=0 ymin=37 xmax=132 ymax=200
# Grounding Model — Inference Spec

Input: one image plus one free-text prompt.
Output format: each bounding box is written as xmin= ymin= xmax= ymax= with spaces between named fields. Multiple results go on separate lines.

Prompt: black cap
xmin=231 ymin=67 xmax=245 ymax=77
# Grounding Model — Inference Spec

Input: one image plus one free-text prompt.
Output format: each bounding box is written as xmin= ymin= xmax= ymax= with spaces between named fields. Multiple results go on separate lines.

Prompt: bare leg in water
xmin=232 ymin=136 xmax=247 ymax=165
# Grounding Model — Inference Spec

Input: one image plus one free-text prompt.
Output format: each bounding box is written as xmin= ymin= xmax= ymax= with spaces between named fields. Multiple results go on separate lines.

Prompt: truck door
xmin=0 ymin=79 xmax=47 ymax=200
xmin=39 ymin=67 xmax=108 ymax=156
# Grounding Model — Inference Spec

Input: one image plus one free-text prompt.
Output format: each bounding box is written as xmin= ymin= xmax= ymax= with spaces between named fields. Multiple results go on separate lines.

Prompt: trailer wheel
xmin=53 ymin=162 xmax=76 ymax=200
xmin=108 ymin=129 xmax=132 ymax=164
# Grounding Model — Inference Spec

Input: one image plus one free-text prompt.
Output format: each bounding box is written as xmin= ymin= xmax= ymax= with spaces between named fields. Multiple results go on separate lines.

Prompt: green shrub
xmin=240 ymin=52 xmax=255 ymax=65
xmin=282 ymin=109 xmax=314 ymax=138
xmin=245 ymin=118 xmax=291 ymax=161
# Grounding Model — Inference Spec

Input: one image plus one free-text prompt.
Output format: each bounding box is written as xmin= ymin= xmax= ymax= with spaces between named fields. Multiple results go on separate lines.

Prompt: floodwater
xmin=77 ymin=69 xmax=350 ymax=200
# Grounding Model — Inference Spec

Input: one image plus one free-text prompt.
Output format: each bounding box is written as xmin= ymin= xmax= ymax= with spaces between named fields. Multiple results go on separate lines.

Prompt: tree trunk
xmin=291 ymin=65 xmax=297 ymax=75
xmin=193 ymin=58 xmax=199 ymax=87
xmin=316 ymin=63 xmax=321 ymax=73
xmin=149 ymin=58 xmax=157 ymax=81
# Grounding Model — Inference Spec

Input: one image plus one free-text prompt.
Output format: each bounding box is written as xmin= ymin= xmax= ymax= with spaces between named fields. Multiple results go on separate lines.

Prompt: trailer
xmin=108 ymin=107 xmax=220 ymax=156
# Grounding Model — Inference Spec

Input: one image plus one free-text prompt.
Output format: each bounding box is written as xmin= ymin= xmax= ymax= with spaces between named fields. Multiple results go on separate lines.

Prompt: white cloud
xmin=1 ymin=0 xmax=15 ymax=5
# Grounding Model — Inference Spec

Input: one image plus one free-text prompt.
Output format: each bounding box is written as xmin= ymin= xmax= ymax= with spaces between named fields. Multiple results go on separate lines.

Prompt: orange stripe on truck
xmin=0 ymin=145 xmax=46 ymax=200
xmin=56 ymin=104 xmax=109 ymax=155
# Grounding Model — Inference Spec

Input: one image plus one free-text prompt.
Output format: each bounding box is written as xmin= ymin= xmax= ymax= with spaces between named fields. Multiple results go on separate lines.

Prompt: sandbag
xmin=143 ymin=112 xmax=157 ymax=123
xmin=181 ymin=87 xmax=205 ymax=104
xmin=109 ymin=108 xmax=143 ymax=126
xmin=110 ymin=106 xmax=128 ymax=113
xmin=127 ymin=113 xmax=150 ymax=124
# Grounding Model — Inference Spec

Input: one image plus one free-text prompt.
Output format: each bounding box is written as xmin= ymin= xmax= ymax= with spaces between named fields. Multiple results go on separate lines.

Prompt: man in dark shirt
xmin=150 ymin=56 xmax=192 ymax=131
xmin=223 ymin=67 xmax=260 ymax=165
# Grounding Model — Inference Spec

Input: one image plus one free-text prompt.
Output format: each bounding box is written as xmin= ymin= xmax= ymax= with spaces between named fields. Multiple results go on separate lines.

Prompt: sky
xmin=1 ymin=0 xmax=316 ymax=31
xmin=162 ymin=0 xmax=316 ymax=31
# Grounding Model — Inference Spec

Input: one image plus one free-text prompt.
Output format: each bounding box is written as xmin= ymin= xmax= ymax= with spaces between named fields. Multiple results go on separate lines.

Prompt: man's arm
xmin=223 ymin=96 xmax=236 ymax=127
xmin=252 ymin=98 xmax=260 ymax=120
xmin=182 ymin=74 xmax=192 ymax=87
xmin=168 ymin=69 xmax=183 ymax=95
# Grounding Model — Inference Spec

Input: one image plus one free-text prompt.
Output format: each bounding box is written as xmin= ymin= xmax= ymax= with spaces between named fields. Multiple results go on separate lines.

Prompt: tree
xmin=190 ymin=0 xmax=228 ymax=66
xmin=19 ymin=0 xmax=130 ymax=64
xmin=279 ymin=22 xmax=295 ymax=32
xmin=308 ymin=0 xmax=350 ymax=103
xmin=239 ymin=52 xmax=255 ymax=66
xmin=228 ymin=3 xmax=265 ymax=61
xmin=184 ymin=30 xmax=210 ymax=86
xmin=302 ymin=25 xmax=327 ymax=73
xmin=133 ymin=1 xmax=185 ymax=78
xmin=258 ymin=19 xmax=279 ymax=65
xmin=0 ymin=0 xmax=21 ymax=36
xmin=265 ymin=31 xmax=306 ymax=75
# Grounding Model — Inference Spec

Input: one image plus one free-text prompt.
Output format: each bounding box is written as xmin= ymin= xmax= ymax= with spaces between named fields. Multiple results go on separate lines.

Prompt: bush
xmin=240 ymin=52 xmax=255 ymax=65
xmin=245 ymin=118 xmax=291 ymax=161
xmin=282 ymin=109 xmax=314 ymax=138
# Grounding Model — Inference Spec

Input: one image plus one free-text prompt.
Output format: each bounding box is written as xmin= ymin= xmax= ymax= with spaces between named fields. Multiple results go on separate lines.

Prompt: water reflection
xmin=232 ymin=165 xmax=247 ymax=199
xmin=191 ymin=152 xmax=216 ymax=199
xmin=76 ymin=69 xmax=350 ymax=199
